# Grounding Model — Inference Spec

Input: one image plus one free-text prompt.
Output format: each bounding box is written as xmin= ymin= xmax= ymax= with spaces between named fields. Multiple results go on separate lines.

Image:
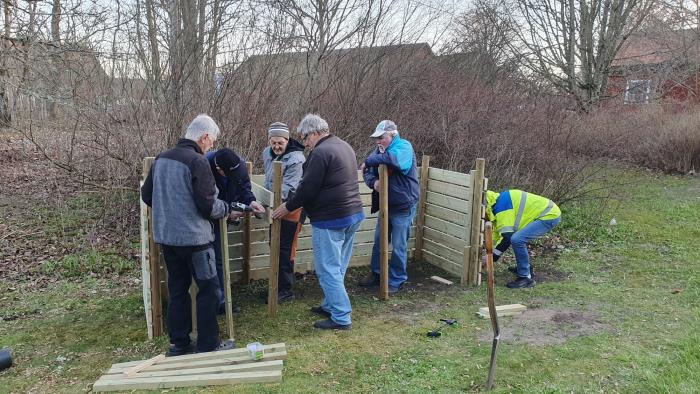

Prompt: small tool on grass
xmin=426 ymin=318 xmax=458 ymax=337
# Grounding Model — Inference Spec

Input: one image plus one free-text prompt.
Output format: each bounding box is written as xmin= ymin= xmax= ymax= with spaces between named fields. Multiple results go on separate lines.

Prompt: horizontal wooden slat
xmin=424 ymin=214 xmax=468 ymax=241
xmin=251 ymin=174 xmax=264 ymax=185
xmin=109 ymin=350 xmax=286 ymax=373
xmin=425 ymin=203 xmax=470 ymax=226
xmin=428 ymin=167 xmax=470 ymax=187
xmin=102 ymin=360 xmax=283 ymax=380
xmin=425 ymin=191 xmax=469 ymax=213
xmin=423 ymin=226 xmax=467 ymax=252
xmin=93 ymin=370 xmax=282 ymax=392
xmin=427 ymin=179 xmax=470 ymax=200
xmin=423 ymin=238 xmax=463 ymax=264
xmin=423 ymin=249 xmax=462 ymax=277
xmin=111 ymin=344 xmax=287 ymax=368
xmin=251 ymin=181 xmax=273 ymax=207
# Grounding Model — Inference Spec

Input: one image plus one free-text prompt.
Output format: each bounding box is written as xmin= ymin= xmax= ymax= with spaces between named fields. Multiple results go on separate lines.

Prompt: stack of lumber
xmin=93 ymin=343 xmax=287 ymax=392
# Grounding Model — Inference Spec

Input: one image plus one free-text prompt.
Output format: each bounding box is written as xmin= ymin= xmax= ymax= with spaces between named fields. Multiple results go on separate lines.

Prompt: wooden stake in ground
xmin=379 ymin=164 xmax=389 ymax=300
xmin=413 ymin=155 xmax=430 ymax=262
xmin=219 ymin=218 xmax=235 ymax=341
xmin=484 ymin=222 xmax=500 ymax=390
xmin=268 ymin=161 xmax=282 ymax=316
xmin=465 ymin=158 xmax=486 ymax=285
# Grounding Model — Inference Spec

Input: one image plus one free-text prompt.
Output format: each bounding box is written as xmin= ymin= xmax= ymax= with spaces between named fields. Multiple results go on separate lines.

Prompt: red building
xmin=607 ymin=29 xmax=700 ymax=104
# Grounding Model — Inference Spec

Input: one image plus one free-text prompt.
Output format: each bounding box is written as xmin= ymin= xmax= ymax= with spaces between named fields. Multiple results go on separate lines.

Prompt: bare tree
xmin=508 ymin=0 xmax=656 ymax=110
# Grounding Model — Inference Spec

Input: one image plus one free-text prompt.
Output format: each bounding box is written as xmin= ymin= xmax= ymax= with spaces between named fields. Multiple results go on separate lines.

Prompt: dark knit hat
xmin=214 ymin=148 xmax=241 ymax=177
xmin=268 ymin=122 xmax=290 ymax=139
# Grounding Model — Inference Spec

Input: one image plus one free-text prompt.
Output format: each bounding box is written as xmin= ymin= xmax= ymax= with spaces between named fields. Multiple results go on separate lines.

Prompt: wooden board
xmin=428 ymin=167 xmax=470 ymax=187
xmin=424 ymin=214 xmax=468 ymax=241
xmin=425 ymin=191 xmax=470 ymax=213
xmin=109 ymin=350 xmax=287 ymax=374
xmin=425 ymin=202 xmax=470 ymax=226
xmin=427 ymin=179 xmax=471 ymax=200
xmin=93 ymin=370 xmax=282 ymax=391
xmin=477 ymin=304 xmax=527 ymax=319
xmin=112 ymin=343 xmax=287 ymax=368
xmin=423 ymin=238 xmax=464 ymax=264
xmin=430 ymin=275 xmax=453 ymax=285
xmin=422 ymin=249 xmax=462 ymax=277
xmin=103 ymin=360 xmax=283 ymax=380
xmin=251 ymin=181 xmax=273 ymax=208
xmin=423 ymin=226 xmax=467 ymax=252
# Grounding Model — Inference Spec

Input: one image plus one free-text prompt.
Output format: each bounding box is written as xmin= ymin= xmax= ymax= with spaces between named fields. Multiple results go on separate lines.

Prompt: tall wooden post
xmin=142 ymin=157 xmax=164 ymax=337
xmin=413 ymin=155 xmax=430 ymax=262
xmin=219 ymin=218 xmax=235 ymax=341
xmin=464 ymin=158 xmax=486 ymax=286
xmin=267 ymin=161 xmax=282 ymax=316
xmin=242 ymin=162 xmax=252 ymax=284
xmin=379 ymin=164 xmax=390 ymax=300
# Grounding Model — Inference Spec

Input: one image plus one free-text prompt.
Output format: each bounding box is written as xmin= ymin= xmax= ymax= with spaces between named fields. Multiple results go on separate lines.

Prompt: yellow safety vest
xmin=486 ymin=190 xmax=560 ymax=246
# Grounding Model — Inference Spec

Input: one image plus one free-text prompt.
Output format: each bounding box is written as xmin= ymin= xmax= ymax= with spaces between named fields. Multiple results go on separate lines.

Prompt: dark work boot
xmin=313 ymin=319 xmax=351 ymax=330
xmin=358 ymin=272 xmax=379 ymax=287
xmin=506 ymin=276 xmax=535 ymax=289
xmin=508 ymin=266 xmax=535 ymax=278
xmin=310 ymin=306 xmax=331 ymax=318
xmin=166 ymin=342 xmax=196 ymax=357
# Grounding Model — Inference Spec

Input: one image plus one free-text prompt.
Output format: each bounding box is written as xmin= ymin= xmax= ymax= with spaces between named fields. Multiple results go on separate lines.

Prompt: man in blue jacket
xmin=205 ymin=148 xmax=265 ymax=313
xmin=359 ymin=120 xmax=419 ymax=294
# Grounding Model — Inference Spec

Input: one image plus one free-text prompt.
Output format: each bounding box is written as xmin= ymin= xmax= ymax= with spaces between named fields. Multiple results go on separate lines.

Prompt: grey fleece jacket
xmin=141 ymin=139 xmax=228 ymax=246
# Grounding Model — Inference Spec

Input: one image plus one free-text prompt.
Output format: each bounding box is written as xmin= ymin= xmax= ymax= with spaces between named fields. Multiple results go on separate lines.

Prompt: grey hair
xmin=184 ymin=114 xmax=220 ymax=141
xmin=387 ymin=130 xmax=399 ymax=138
xmin=297 ymin=113 xmax=329 ymax=136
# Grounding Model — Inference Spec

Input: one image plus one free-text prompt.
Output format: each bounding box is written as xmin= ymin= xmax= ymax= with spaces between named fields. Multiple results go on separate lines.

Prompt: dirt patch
xmin=478 ymin=308 xmax=610 ymax=346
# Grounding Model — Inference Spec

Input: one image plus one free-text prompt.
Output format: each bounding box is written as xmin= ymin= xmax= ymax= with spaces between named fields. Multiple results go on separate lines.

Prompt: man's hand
xmin=250 ymin=201 xmax=265 ymax=214
xmin=272 ymin=203 xmax=290 ymax=220
xmin=373 ymin=180 xmax=380 ymax=192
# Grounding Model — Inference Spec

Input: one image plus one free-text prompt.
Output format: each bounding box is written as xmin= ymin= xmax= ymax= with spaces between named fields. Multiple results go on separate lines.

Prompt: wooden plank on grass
xmin=428 ymin=167 xmax=470 ymax=187
xmin=425 ymin=191 xmax=470 ymax=213
xmin=430 ymin=276 xmax=453 ymax=285
xmin=122 ymin=354 xmax=165 ymax=377
xmin=103 ymin=360 xmax=283 ymax=380
xmin=108 ymin=350 xmax=287 ymax=374
xmin=112 ymin=343 xmax=287 ymax=368
xmin=477 ymin=304 xmax=527 ymax=319
xmin=424 ymin=214 xmax=468 ymax=241
xmin=93 ymin=370 xmax=282 ymax=392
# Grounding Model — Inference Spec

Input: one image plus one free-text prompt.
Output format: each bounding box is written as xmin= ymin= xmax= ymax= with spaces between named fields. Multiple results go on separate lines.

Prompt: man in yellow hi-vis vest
xmin=485 ymin=190 xmax=561 ymax=288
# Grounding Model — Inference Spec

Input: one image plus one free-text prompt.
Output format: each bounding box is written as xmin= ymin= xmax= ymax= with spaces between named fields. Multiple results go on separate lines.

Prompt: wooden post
xmin=413 ymin=155 xmax=430 ymax=262
xmin=464 ymin=158 xmax=486 ymax=286
xmin=140 ymin=180 xmax=153 ymax=339
xmin=267 ymin=162 xmax=282 ymax=316
xmin=379 ymin=164 xmax=390 ymax=300
xmin=242 ymin=162 xmax=252 ymax=284
xmin=220 ymin=218 xmax=235 ymax=341
xmin=143 ymin=157 xmax=164 ymax=337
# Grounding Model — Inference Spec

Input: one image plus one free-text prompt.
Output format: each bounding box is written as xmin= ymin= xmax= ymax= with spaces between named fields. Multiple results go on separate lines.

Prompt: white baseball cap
xmin=370 ymin=120 xmax=397 ymax=138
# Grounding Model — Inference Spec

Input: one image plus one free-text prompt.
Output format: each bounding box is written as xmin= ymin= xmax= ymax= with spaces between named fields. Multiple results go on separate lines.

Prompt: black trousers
xmin=278 ymin=219 xmax=300 ymax=293
xmin=161 ymin=244 xmax=220 ymax=352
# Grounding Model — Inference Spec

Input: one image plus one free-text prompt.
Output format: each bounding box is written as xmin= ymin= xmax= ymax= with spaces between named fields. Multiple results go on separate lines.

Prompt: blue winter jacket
xmin=205 ymin=151 xmax=256 ymax=205
xmin=363 ymin=135 xmax=419 ymax=213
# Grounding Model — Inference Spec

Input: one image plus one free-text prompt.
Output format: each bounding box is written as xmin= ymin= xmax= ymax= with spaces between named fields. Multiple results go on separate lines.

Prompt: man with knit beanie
xmin=263 ymin=122 xmax=306 ymax=303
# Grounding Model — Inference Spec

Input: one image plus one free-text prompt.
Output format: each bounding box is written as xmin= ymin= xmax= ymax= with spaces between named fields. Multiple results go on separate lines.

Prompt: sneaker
xmin=388 ymin=285 xmax=401 ymax=295
xmin=200 ymin=339 xmax=235 ymax=353
xmin=358 ymin=272 xmax=380 ymax=287
xmin=508 ymin=266 xmax=535 ymax=278
xmin=166 ymin=342 xmax=196 ymax=357
xmin=506 ymin=276 xmax=535 ymax=289
xmin=310 ymin=306 xmax=331 ymax=318
xmin=313 ymin=318 xmax=351 ymax=330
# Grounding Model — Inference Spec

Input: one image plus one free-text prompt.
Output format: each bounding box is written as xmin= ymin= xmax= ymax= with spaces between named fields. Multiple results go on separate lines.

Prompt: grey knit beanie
xmin=268 ymin=122 xmax=290 ymax=139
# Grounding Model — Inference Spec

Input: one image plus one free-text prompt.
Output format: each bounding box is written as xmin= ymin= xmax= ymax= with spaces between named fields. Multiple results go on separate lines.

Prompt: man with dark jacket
xmin=141 ymin=114 xmax=234 ymax=356
xmin=262 ymin=122 xmax=305 ymax=303
xmin=359 ymin=120 xmax=419 ymax=294
xmin=205 ymin=148 xmax=264 ymax=312
xmin=272 ymin=114 xmax=364 ymax=330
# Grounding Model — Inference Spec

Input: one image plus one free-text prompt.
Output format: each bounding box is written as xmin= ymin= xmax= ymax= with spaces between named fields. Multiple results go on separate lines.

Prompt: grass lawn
xmin=1 ymin=167 xmax=699 ymax=393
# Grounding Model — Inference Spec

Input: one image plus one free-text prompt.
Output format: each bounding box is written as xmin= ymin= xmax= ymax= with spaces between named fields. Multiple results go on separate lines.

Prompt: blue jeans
xmin=511 ymin=217 xmax=561 ymax=278
xmin=312 ymin=221 xmax=361 ymax=326
xmin=370 ymin=204 xmax=417 ymax=288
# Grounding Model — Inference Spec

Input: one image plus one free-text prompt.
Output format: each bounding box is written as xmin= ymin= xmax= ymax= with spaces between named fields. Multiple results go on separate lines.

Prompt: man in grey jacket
xmin=141 ymin=114 xmax=234 ymax=356
xmin=263 ymin=122 xmax=306 ymax=302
